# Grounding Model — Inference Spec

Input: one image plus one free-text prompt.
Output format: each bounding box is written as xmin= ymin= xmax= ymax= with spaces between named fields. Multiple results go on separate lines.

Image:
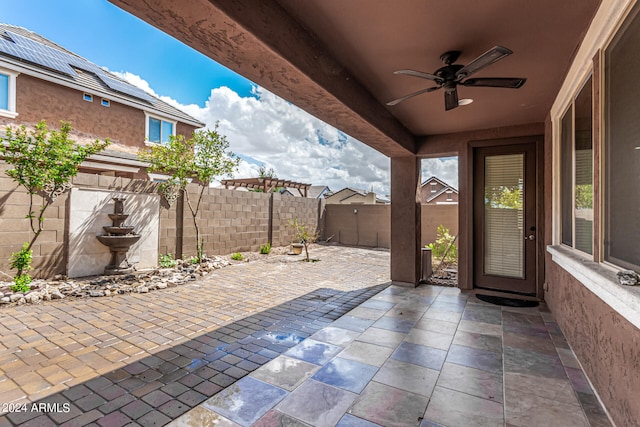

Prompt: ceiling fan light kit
xmin=387 ymin=45 xmax=526 ymax=111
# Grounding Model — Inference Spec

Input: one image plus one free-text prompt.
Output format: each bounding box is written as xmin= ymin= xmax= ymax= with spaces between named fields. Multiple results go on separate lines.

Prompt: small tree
xmin=427 ymin=224 xmax=458 ymax=264
xmin=0 ymin=120 xmax=109 ymax=286
xmin=139 ymin=123 xmax=240 ymax=262
xmin=289 ymin=218 xmax=319 ymax=262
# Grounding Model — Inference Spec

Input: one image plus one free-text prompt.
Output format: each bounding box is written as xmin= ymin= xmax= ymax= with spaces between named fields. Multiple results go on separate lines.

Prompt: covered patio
xmin=107 ymin=0 xmax=638 ymax=425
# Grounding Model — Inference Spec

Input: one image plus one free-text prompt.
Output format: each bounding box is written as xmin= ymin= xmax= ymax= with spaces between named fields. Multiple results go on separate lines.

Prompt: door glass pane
xmin=484 ymin=154 xmax=524 ymax=278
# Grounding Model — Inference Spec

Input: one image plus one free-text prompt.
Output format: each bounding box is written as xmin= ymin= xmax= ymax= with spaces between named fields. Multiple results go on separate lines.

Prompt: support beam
xmin=390 ymin=156 xmax=422 ymax=287
xmin=109 ymin=0 xmax=415 ymax=157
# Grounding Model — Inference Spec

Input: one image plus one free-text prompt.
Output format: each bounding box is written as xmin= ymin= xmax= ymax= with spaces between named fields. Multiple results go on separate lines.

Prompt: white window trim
xmin=101 ymin=98 xmax=110 ymax=107
xmin=83 ymin=93 xmax=93 ymax=102
xmin=144 ymin=112 xmax=176 ymax=146
xmin=0 ymin=67 xmax=19 ymax=119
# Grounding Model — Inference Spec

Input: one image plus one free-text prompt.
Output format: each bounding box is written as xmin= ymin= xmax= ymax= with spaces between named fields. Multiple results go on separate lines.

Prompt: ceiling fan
xmin=387 ymin=46 xmax=526 ymax=111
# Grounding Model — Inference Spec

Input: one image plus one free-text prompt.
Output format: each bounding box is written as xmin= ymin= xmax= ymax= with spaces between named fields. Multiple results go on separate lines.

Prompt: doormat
xmin=476 ymin=294 xmax=539 ymax=307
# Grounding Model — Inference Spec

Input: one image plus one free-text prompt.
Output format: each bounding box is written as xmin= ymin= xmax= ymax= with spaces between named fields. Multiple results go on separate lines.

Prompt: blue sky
xmin=1 ymin=0 xmax=255 ymax=105
xmin=1 ymin=0 xmax=459 ymax=193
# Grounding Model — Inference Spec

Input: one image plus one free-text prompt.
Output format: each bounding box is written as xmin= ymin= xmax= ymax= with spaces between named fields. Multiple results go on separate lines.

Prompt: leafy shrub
xmin=11 ymin=274 xmax=31 ymax=293
xmin=9 ymin=243 xmax=33 ymax=291
xmin=231 ymin=252 xmax=243 ymax=261
xmin=188 ymin=256 xmax=200 ymax=264
xmin=426 ymin=225 xmax=458 ymax=264
xmin=260 ymin=243 xmax=271 ymax=254
xmin=159 ymin=253 xmax=176 ymax=268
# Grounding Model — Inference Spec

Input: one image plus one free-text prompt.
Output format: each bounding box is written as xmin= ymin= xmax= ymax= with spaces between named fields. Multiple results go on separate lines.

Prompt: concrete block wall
xmin=272 ymin=193 xmax=321 ymax=247
xmin=0 ymin=163 xmax=68 ymax=279
xmin=178 ymin=185 xmax=271 ymax=258
xmin=0 ymin=167 xmax=323 ymax=278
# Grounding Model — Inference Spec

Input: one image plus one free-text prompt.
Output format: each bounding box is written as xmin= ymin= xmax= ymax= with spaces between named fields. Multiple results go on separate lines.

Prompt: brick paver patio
xmin=0 ymin=245 xmax=390 ymax=426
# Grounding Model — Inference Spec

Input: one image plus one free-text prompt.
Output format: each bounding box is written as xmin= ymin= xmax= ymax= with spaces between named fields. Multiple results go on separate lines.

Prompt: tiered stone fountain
xmin=96 ymin=197 xmax=141 ymax=275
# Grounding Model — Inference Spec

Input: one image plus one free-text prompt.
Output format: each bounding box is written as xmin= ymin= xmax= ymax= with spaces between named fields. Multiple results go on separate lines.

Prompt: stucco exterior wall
xmin=322 ymin=203 xmax=457 ymax=250
xmin=324 ymin=204 xmax=390 ymax=247
xmin=0 ymin=74 xmax=199 ymax=152
xmin=545 ymin=258 xmax=640 ymax=426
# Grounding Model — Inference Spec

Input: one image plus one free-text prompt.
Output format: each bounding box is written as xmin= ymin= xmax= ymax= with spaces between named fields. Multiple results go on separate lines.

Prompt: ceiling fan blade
xmin=386 ymin=86 xmax=441 ymax=106
xmin=394 ymin=69 xmax=441 ymax=81
xmin=462 ymin=77 xmax=526 ymax=88
xmin=444 ymin=88 xmax=459 ymax=111
xmin=456 ymin=46 xmax=513 ymax=79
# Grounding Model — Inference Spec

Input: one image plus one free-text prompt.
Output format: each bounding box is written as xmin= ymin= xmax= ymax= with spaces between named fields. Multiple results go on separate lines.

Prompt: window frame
xmin=101 ymin=98 xmax=110 ymax=107
xmin=83 ymin=93 xmax=93 ymax=102
xmin=0 ymin=67 xmax=19 ymax=119
xmin=559 ymin=75 xmax=594 ymax=257
xmin=144 ymin=112 xmax=176 ymax=145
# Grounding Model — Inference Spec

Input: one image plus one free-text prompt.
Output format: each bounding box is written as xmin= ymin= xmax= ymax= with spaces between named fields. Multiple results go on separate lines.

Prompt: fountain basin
xmin=102 ymin=226 xmax=136 ymax=235
xmin=97 ymin=234 xmax=141 ymax=249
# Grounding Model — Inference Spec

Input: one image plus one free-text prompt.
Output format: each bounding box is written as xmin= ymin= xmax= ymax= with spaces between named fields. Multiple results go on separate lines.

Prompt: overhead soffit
xmin=275 ymin=0 xmax=601 ymax=136
xmin=109 ymin=0 xmax=601 ymax=154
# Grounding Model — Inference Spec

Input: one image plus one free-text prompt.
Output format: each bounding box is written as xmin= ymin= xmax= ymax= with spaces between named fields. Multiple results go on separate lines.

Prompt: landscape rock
xmin=617 ymin=270 xmax=640 ymax=286
xmin=0 ymin=252 xmax=252 ymax=306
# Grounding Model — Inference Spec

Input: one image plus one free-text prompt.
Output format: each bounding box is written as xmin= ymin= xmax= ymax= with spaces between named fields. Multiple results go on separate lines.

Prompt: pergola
xmin=220 ymin=178 xmax=311 ymax=197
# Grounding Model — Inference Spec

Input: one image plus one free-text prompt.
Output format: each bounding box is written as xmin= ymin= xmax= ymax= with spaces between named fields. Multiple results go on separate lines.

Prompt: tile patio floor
xmin=0 ymin=246 xmax=611 ymax=426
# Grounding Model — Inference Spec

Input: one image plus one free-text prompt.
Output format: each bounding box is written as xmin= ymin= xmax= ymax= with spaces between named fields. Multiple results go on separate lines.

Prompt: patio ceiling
xmin=110 ymin=0 xmax=601 ymax=156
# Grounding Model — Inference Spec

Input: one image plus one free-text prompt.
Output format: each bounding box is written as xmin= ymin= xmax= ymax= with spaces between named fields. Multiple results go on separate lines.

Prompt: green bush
xmin=231 ymin=252 xmax=243 ymax=261
xmin=259 ymin=243 xmax=271 ymax=254
xmin=9 ymin=243 xmax=33 ymax=292
xmin=11 ymin=274 xmax=32 ymax=293
xmin=159 ymin=253 xmax=176 ymax=268
xmin=426 ymin=225 xmax=458 ymax=264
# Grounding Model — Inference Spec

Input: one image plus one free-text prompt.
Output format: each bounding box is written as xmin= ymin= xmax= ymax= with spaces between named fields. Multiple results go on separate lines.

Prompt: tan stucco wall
xmin=324 ymin=204 xmax=390 ymax=247
xmin=545 ymin=259 xmax=640 ymax=426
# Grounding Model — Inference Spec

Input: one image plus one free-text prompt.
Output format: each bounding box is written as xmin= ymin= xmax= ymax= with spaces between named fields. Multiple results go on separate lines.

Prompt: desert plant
xmin=426 ymin=224 xmax=458 ymax=264
xmin=289 ymin=218 xmax=319 ymax=262
xmin=260 ymin=243 xmax=271 ymax=254
xmin=0 ymin=121 xmax=109 ymax=285
xmin=139 ymin=123 xmax=240 ymax=263
xmin=231 ymin=252 xmax=243 ymax=261
xmin=159 ymin=253 xmax=177 ymax=268
xmin=9 ymin=243 xmax=33 ymax=292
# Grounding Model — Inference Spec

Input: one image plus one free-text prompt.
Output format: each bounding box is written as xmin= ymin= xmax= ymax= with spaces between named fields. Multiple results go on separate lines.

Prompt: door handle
xmin=525 ymin=234 xmax=536 ymax=241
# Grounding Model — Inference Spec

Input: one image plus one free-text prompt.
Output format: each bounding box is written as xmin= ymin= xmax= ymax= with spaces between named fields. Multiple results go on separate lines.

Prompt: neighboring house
xmin=420 ymin=176 xmax=459 ymax=205
xmin=0 ymin=24 xmax=204 ymax=178
xmin=307 ymin=185 xmax=331 ymax=199
xmin=325 ymin=187 xmax=389 ymax=205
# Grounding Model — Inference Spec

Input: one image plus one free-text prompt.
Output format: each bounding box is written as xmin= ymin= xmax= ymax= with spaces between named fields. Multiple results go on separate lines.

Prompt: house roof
xmin=426 ymin=186 xmax=458 ymax=203
xmin=307 ymin=185 xmax=331 ymax=199
xmin=421 ymin=176 xmax=457 ymax=192
xmin=326 ymin=187 xmax=390 ymax=204
xmin=0 ymin=24 xmax=204 ymax=128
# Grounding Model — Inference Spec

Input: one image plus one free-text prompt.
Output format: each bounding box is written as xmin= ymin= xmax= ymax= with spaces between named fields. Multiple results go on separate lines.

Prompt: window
xmin=446 ymin=191 xmax=453 ymax=201
xmin=431 ymin=182 xmax=437 ymax=193
xmin=560 ymin=77 xmax=593 ymax=255
xmin=83 ymin=93 xmax=93 ymax=102
xmin=101 ymin=99 xmax=110 ymax=107
xmin=146 ymin=114 xmax=175 ymax=144
xmin=605 ymin=7 xmax=640 ymax=270
xmin=0 ymin=68 xmax=18 ymax=118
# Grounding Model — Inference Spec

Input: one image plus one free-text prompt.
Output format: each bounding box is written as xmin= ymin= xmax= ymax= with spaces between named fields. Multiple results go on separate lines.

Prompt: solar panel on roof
xmin=0 ymin=31 xmax=153 ymax=103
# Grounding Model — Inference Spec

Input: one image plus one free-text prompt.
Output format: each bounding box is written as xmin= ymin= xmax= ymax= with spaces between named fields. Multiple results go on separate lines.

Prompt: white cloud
xmin=115 ymin=72 xmax=457 ymax=196
xmin=421 ymin=157 xmax=459 ymax=189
